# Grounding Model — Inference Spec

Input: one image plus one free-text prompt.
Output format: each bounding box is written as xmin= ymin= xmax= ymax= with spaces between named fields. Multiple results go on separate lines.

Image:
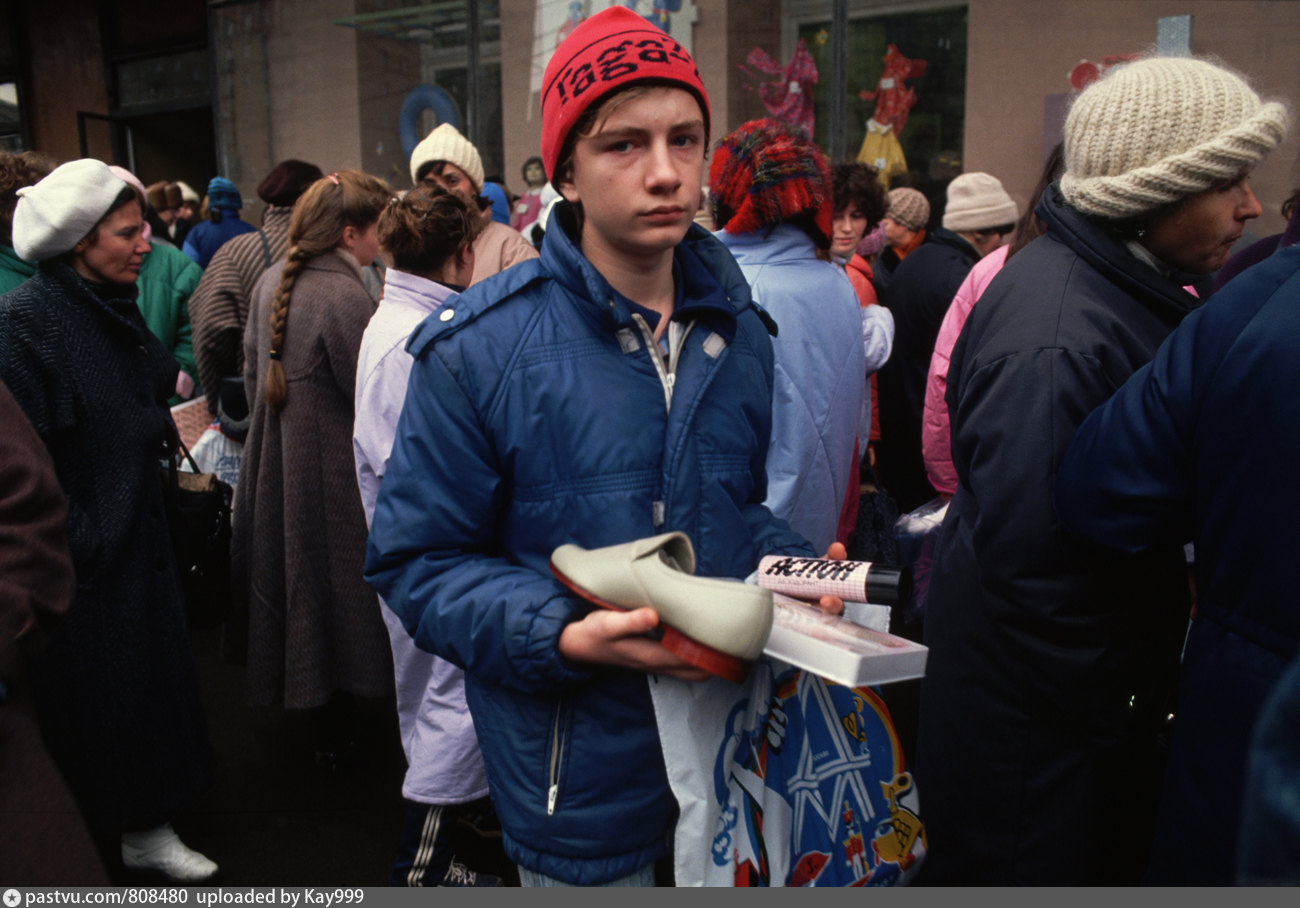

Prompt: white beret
xmin=13 ymin=159 xmax=128 ymax=262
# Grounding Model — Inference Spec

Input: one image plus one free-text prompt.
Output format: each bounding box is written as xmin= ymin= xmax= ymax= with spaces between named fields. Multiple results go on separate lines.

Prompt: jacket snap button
xmin=439 ymin=309 xmax=454 ymax=321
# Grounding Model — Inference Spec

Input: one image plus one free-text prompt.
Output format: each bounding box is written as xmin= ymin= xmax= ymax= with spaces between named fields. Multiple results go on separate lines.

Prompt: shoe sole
xmin=121 ymin=862 xmax=218 ymax=885
xmin=550 ymin=563 xmax=752 ymax=683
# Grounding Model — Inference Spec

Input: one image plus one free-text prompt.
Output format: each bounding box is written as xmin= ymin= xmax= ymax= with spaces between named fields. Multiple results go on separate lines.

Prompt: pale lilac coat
xmin=921 ymin=245 xmax=1008 ymax=496
xmin=353 ymin=268 xmax=488 ymax=805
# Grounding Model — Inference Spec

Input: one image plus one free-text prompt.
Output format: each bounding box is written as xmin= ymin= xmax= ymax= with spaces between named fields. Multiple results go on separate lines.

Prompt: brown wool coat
xmin=231 ymin=251 xmax=392 ymax=709
xmin=0 ymin=380 xmax=108 ymax=884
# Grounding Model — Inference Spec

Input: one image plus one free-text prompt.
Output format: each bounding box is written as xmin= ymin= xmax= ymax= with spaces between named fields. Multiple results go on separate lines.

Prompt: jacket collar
xmin=260 ymin=205 xmax=293 ymax=229
xmin=381 ymin=268 xmax=457 ymax=316
xmin=38 ymin=261 xmax=143 ymax=327
xmin=541 ymin=200 xmax=754 ymax=335
xmin=303 ymin=248 xmax=367 ymax=286
xmin=1037 ymin=182 xmax=1201 ymax=320
xmin=926 ymin=226 xmax=980 ymax=261
xmin=847 ymin=253 xmax=874 ymax=281
xmin=715 ymin=222 xmax=819 ymax=267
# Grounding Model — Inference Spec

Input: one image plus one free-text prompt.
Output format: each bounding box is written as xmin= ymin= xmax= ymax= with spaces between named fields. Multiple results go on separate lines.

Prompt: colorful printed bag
xmin=652 ymin=657 xmax=926 ymax=886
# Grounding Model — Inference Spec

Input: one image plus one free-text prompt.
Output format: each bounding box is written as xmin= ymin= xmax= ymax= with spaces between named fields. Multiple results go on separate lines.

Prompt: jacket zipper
xmin=631 ymin=313 xmax=674 ymax=413
xmin=630 ymin=314 xmax=694 ymax=415
xmin=631 ymin=314 xmax=694 ymax=529
xmin=547 ymin=697 xmax=566 ymax=816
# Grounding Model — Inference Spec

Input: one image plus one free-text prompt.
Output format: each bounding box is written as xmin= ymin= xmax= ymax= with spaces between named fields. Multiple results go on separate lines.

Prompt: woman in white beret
xmin=0 ymin=158 xmax=217 ymax=882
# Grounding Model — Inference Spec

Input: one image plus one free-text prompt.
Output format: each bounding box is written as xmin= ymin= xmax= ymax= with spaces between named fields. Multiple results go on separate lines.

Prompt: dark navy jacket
xmin=877 ymin=227 xmax=980 ymax=511
xmin=364 ymin=203 xmax=813 ymax=884
xmin=916 ymin=185 xmax=1200 ymax=884
xmin=1056 ymin=244 xmax=1300 ymax=884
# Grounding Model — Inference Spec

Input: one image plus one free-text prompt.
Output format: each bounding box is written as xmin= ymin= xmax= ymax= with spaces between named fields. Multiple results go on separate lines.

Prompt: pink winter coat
xmin=921 ymin=245 xmax=1008 ymax=496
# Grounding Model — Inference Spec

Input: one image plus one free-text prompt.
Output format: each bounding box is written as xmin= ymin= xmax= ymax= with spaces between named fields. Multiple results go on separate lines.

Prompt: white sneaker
xmin=122 ymin=824 xmax=218 ymax=883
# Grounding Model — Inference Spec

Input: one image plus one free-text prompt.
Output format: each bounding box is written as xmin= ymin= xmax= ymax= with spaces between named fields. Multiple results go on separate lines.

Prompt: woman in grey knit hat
xmin=915 ymin=55 xmax=1287 ymax=885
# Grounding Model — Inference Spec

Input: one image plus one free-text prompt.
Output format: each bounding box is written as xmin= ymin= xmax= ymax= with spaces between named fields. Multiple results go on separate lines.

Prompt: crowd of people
xmin=3 ymin=4 xmax=1300 ymax=888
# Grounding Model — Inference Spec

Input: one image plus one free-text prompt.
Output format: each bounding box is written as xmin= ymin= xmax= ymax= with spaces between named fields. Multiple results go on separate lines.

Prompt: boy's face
xmin=423 ymin=162 xmax=479 ymax=208
xmin=557 ymin=86 xmax=706 ymax=268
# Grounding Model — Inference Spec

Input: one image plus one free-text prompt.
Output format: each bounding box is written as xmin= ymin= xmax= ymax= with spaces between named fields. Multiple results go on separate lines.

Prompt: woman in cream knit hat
xmin=916 ymin=55 xmax=1287 ymax=885
xmin=0 ymin=159 xmax=218 ymax=882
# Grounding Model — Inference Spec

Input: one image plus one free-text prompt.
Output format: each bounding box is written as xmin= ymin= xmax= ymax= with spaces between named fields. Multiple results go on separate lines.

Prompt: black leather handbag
xmin=162 ymin=429 xmax=234 ymax=627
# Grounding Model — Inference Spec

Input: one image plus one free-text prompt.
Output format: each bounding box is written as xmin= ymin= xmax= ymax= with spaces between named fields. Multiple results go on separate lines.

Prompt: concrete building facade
xmin=5 ymin=1 xmax=1298 ymax=235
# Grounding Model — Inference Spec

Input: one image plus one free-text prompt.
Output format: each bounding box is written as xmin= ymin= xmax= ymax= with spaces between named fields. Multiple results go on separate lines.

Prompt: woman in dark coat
xmin=0 ymin=159 xmax=216 ymax=881
xmin=914 ymin=57 xmax=1287 ymax=885
xmin=232 ymin=170 xmax=393 ymax=765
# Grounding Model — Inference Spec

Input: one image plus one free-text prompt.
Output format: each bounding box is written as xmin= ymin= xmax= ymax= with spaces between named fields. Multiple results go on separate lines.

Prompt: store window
xmin=342 ymin=0 xmax=504 ymax=187
xmin=794 ymin=2 xmax=967 ymax=200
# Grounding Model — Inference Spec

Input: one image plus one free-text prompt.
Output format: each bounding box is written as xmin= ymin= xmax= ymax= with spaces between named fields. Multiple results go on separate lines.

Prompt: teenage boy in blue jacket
xmin=364 ymin=6 xmax=840 ymax=887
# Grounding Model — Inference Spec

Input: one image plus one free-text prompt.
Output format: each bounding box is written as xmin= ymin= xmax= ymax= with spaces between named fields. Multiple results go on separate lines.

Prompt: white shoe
xmin=550 ymin=532 xmax=773 ymax=682
xmin=122 ymin=824 xmax=218 ymax=883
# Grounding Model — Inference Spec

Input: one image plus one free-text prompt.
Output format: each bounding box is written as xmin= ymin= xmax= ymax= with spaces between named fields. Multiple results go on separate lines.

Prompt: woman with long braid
xmin=231 ymin=170 xmax=393 ymax=768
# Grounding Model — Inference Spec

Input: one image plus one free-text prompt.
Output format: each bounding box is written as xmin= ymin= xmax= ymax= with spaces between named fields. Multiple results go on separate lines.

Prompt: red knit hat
xmin=540 ymin=6 xmax=710 ymax=179
xmin=709 ymin=118 xmax=834 ymax=246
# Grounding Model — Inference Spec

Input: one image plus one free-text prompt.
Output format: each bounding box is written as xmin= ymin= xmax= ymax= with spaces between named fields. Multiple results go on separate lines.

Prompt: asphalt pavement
xmin=140 ymin=622 xmax=517 ymax=887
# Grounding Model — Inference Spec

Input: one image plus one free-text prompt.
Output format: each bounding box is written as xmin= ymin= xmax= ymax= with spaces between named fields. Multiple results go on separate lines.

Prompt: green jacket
xmin=0 ymin=244 xmax=36 ymax=295
xmin=137 ymin=241 xmax=202 ymax=403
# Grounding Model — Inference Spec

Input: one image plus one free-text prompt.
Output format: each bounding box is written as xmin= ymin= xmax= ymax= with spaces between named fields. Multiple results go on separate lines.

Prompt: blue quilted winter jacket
xmin=364 ymin=202 xmax=814 ymax=884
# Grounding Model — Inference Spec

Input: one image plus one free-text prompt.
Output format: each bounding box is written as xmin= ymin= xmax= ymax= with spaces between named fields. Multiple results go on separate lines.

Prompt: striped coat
xmin=189 ymin=206 xmax=292 ymax=414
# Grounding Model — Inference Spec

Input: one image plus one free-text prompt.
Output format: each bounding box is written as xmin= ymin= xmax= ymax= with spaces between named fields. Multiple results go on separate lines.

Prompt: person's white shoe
xmin=122 ymin=824 xmax=218 ymax=883
xmin=550 ymin=532 xmax=773 ymax=682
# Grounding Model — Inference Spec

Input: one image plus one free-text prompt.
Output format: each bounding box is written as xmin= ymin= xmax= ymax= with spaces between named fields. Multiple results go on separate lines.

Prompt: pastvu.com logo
xmin=4 ymin=889 xmax=22 ymax=907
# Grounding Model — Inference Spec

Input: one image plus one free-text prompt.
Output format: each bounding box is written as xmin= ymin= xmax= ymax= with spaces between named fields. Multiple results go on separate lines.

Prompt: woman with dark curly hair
xmin=0 ymin=149 xmax=58 ymax=293
xmin=828 ymin=161 xmax=894 ymax=545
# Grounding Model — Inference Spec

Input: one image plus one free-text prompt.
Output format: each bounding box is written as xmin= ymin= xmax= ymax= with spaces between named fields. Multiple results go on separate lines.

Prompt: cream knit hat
xmin=942 ymin=172 xmax=1019 ymax=232
xmin=1060 ymin=56 xmax=1288 ymax=219
xmin=886 ymin=187 xmax=930 ymax=231
xmin=174 ymin=180 xmax=200 ymax=206
xmin=12 ymin=159 xmax=128 ymax=261
xmin=408 ymin=122 xmax=485 ymax=192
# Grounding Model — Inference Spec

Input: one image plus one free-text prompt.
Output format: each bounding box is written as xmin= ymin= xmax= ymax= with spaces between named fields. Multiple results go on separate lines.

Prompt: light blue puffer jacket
xmin=717 ymin=225 xmax=866 ymax=552
xmin=364 ymin=203 xmax=814 ymax=884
